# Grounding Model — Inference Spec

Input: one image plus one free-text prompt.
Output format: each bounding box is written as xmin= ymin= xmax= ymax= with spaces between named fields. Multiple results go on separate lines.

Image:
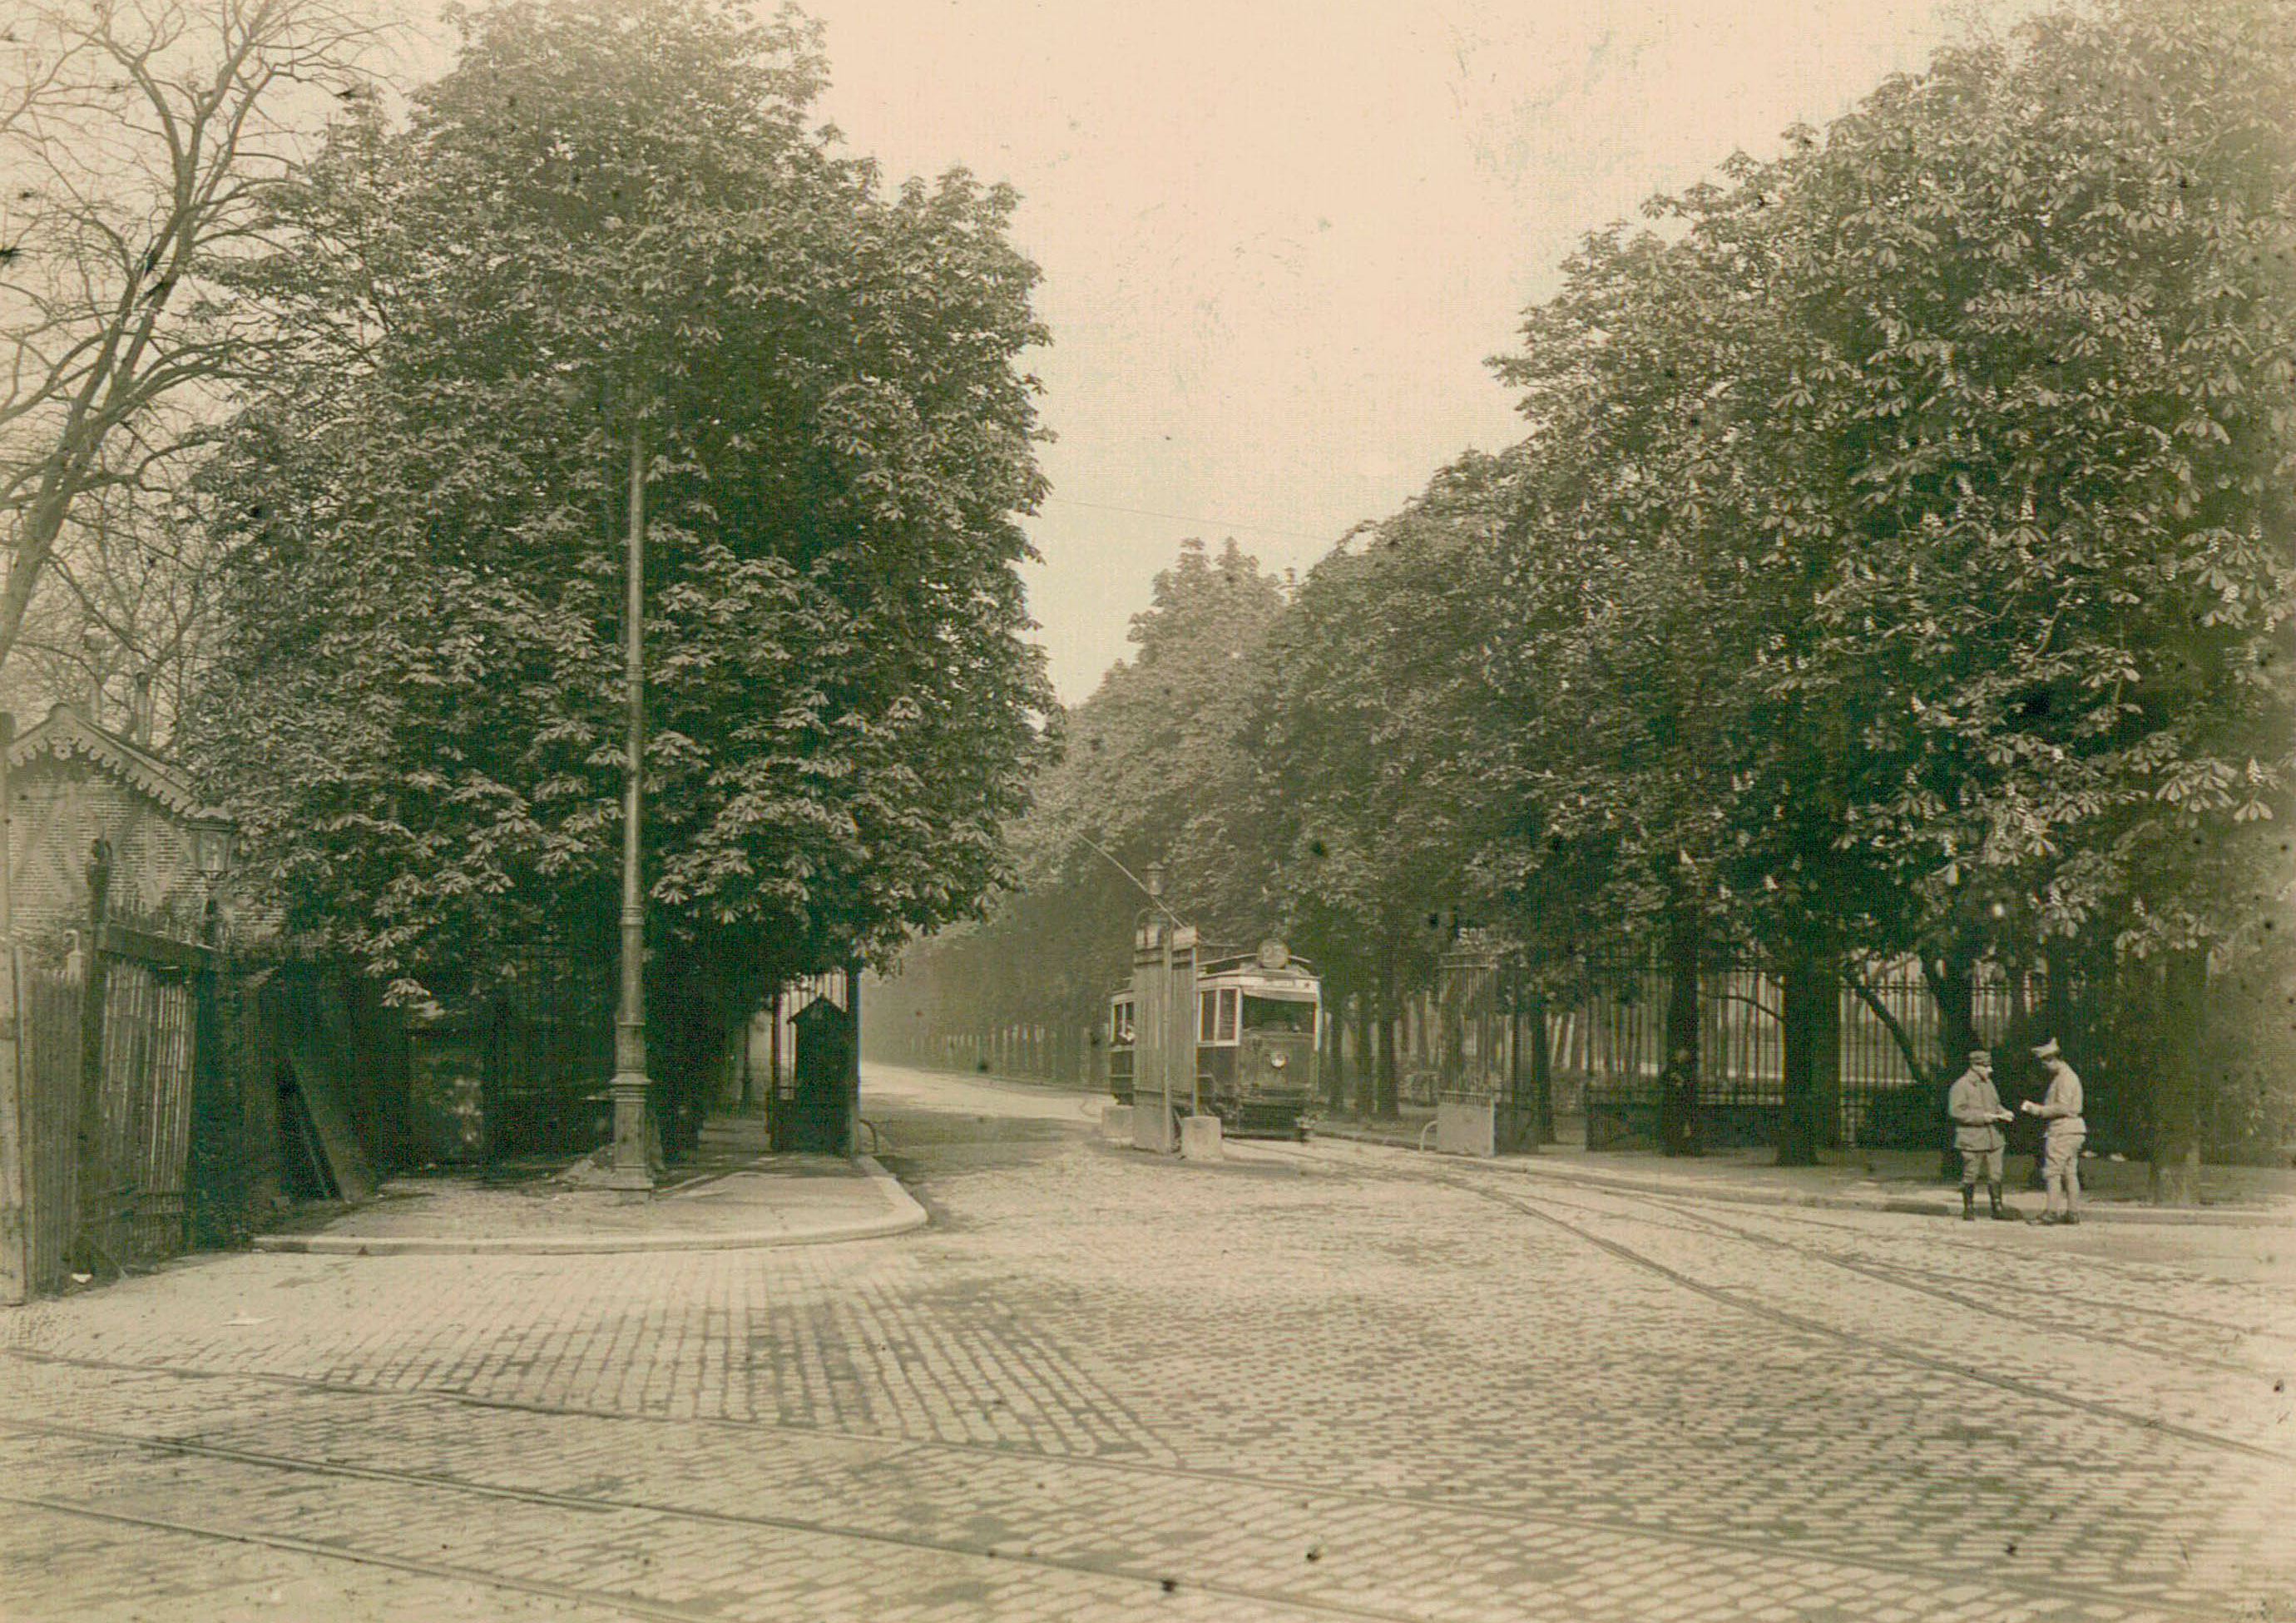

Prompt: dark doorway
xmin=277 ymin=1069 xmax=341 ymax=1200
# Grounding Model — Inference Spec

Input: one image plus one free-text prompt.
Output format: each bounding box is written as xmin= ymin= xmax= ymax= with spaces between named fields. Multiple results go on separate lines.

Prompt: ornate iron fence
xmin=1551 ymin=954 xmax=2047 ymax=1150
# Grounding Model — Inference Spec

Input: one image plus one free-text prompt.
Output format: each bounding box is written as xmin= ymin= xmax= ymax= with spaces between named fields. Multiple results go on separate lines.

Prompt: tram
xmin=1106 ymin=939 xmax=1319 ymax=1139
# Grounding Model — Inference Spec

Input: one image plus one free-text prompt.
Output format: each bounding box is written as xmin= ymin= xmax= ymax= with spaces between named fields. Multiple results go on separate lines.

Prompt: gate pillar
xmin=1129 ymin=915 xmax=1195 ymax=1154
xmin=1440 ymin=941 xmax=1529 ymax=1154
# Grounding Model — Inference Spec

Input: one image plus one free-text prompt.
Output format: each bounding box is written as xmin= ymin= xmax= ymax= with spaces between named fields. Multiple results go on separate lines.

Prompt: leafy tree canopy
xmin=1247 ymin=454 xmax=1514 ymax=995
xmin=1487 ymin=0 xmax=2296 ymax=982
xmin=190 ymin=0 xmax=1053 ymax=1011
xmin=895 ymin=537 xmax=1290 ymax=1030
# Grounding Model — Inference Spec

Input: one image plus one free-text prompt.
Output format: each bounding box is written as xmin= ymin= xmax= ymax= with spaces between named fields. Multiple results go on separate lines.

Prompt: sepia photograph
xmin=1 ymin=0 xmax=2291 ymax=1617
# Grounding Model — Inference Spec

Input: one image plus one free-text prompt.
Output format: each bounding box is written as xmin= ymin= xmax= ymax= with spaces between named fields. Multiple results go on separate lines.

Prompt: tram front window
xmin=1240 ymin=995 xmax=1314 ymax=1035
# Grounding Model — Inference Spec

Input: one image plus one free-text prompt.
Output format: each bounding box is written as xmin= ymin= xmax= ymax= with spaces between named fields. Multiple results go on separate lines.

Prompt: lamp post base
xmin=601 ymin=1071 xmax=657 ymax=1191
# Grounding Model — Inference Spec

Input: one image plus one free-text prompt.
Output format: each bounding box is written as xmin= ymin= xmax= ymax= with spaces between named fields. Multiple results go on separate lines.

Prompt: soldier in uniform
xmin=1946 ymin=1048 xmax=2014 ymax=1220
xmin=2019 ymin=1037 xmax=2086 ymax=1225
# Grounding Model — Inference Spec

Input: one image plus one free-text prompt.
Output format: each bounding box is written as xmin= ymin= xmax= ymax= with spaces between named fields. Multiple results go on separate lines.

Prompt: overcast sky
xmin=779 ymin=0 xmax=2032 ymax=704
xmin=361 ymin=0 xmax=2024 ymax=705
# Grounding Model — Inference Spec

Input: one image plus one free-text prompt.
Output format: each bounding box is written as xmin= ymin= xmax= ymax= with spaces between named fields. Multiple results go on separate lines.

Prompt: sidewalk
xmin=251 ymin=1114 xmax=927 ymax=1256
xmin=1312 ymin=1110 xmax=2296 ymax=1227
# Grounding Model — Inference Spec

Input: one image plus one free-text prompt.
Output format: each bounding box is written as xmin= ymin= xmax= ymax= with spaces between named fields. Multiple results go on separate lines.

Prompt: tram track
xmin=1238 ymin=1138 xmax=2296 ymax=1467
xmin=1430 ymin=1174 xmax=2293 ymax=1376
xmin=1561 ymin=1184 xmax=2296 ymax=1313
xmin=0 ymin=1343 xmax=2249 ymax=1622
xmin=1702 ymin=1202 xmax=2296 ymax=1323
xmin=1617 ymin=1193 xmax=2294 ymax=1376
xmin=1267 ymin=1137 xmax=2296 ymax=1342
xmin=4 ymin=1097 xmax=2285 ymax=1621
xmin=1520 ymin=1170 xmax=2296 ymax=1348
xmin=1304 ymin=1136 xmax=2296 ymax=1328
xmin=0 ymin=1410 xmax=1451 ymax=1623
xmin=0 ymin=1488 xmax=725 ymax=1623
xmin=1613 ymin=1190 xmax=2296 ymax=1319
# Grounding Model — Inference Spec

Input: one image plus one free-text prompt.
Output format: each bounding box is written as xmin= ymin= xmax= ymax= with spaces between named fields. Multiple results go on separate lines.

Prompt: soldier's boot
xmin=1962 ymin=1185 xmax=1976 ymax=1221
xmin=1988 ymin=1185 xmax=2011 ymax=1221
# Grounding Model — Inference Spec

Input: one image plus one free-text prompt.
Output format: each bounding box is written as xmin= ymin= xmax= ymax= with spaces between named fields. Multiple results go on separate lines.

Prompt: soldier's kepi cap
xmin=2031 ymin=1037 xmax=2061 ymax=1060
xmin=1968 ymin=1048 xmax=1992 ymax=1064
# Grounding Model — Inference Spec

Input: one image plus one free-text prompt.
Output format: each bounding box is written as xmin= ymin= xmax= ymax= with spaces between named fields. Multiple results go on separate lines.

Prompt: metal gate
xmin=1 ymin=919 xmax=220 ymax=1299
xmin=91 ymin=956 xmax=198 ymax=1265
xmin=3 ymin=956 xmax=85 ymax=1297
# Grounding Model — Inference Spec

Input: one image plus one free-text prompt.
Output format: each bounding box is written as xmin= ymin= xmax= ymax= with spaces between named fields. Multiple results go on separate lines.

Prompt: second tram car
xmin=1106 ymin=940 xmax=1319 ymax=1139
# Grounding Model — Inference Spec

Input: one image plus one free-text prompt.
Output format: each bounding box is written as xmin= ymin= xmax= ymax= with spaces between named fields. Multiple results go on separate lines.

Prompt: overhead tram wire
xmin=1074 ymin=832 xmax=1187 ymax=929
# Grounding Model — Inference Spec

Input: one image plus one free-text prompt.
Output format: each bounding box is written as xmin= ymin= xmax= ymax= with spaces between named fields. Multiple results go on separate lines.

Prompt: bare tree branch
xmin=0 ymin=0 xmax=393 ymax=678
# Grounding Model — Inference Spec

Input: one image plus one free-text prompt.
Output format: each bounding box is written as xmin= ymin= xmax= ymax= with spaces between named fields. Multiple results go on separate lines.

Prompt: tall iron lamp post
xmin=548 ymin=367 xmax=656 ymax=1191
xmin=605 ymin=408 xmax=656 ymax=1190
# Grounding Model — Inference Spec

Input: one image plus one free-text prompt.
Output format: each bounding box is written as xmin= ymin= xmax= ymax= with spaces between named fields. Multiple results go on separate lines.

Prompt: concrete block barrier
xmin=1437 ymin=1095 xmax=1496 ymax=1157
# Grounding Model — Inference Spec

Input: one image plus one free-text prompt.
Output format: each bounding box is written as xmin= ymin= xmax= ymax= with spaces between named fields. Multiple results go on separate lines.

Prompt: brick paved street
xmin=2 ymin=1061 xmax=2291 ymax=1621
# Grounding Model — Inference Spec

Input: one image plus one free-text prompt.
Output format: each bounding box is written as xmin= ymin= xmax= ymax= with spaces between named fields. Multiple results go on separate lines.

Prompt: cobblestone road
xmin=1 ymin=1063 xmax=2290 ymax=1621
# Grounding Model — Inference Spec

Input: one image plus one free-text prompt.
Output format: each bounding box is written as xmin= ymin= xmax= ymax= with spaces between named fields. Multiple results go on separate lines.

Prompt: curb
xmin=1312 ymin=1125 xmax=2292 ymax=1229
xmin=250 ymin=1155 xmax=930 ymax=1256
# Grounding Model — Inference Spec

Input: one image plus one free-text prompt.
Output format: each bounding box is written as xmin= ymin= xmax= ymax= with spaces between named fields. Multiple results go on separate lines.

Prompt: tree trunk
xmin=2044 ymin=945 xmax=2076 ymax=1056
xmin=2024 ymin=952 xmax=2079 ymax=1191
xmin=1375 ymin=960 xmax=1401 ymax=1119
xmin=2152 ymin=948 xmax=2207 ymax=1205
xmin=1322 ymin=977 xmax=1347 ymax=1111
xmin=1925 ymin=950 xmax=1975 ymax=1180
xmin=1351 ymin=991 xmax=1374 ymax=1119
xmin=1813 ymin=967 xmax=1841 ymax=1150
xmin=1528 ymin=992 xmax=1556 ymax=1144
xmin=1659 ymin=906 xmax=1702 ymax=1157
xmin=1777 ymin=955 xmax=1833 ymax=1167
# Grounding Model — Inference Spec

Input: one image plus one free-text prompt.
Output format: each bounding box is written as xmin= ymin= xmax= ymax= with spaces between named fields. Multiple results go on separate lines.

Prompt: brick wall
xmin=7 ymin=756 xmax=205 ymax=938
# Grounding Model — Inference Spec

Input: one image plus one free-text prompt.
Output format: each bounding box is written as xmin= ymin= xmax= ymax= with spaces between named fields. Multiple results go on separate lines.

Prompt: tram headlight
xmin=1267 ymin=1051 xmax=1288 ymax=1070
